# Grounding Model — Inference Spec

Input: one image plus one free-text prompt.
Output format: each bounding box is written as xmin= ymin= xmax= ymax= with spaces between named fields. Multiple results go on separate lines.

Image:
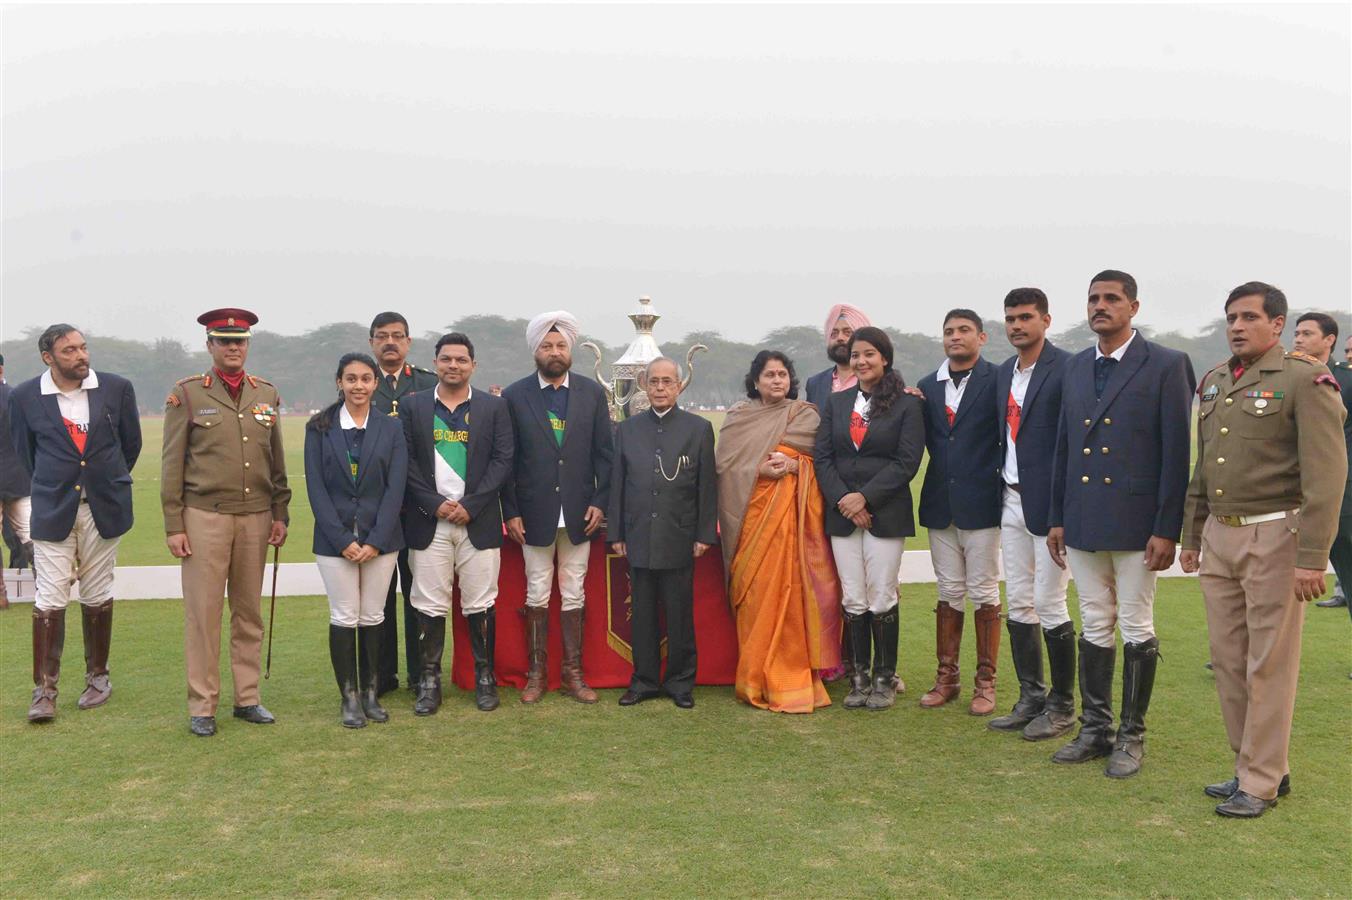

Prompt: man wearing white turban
xmin=501 ymin=311 xmax=614 ymax=703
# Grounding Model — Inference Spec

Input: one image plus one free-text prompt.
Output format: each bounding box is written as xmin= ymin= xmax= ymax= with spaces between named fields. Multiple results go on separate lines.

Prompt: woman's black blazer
xmin=813 ymin=386 xmax=925 ymax=538
xmin=304 ymin=410 xmax=408 ymax=557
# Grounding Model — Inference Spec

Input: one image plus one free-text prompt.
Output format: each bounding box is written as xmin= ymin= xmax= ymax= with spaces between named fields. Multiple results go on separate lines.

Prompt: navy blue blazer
xmin=8 ymin=371 xmax=142 ymax=542
xmin=304 ymin=410 xmax=408 ymax=557
xmin=815 ymin=386 xmax=926 ymax=539
xmin=0 ymin=382 xmax=33 ymax=499
xmin=995 ymin=341 xmax=1071 ymax=536
xmin=1050 ymin=335 xmax=1196 ymax=551
xmin=804 ymin=368 xmax=834 ymax=410
xmin=399 ymin=387 xmax=514 ymax=552
xmin=917 ymin=358 xmax=1003 ymax=531
xmin=500 ymin=373 xmax=613 ymax=546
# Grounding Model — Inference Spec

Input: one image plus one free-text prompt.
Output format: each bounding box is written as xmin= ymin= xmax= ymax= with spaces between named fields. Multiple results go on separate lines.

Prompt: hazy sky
xmin=3 ymin=4 xmax=1348 ymax=349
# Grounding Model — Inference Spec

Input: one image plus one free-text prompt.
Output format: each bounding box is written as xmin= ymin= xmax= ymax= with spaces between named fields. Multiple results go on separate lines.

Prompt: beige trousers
xmin=181 ymin=507 xmax=271 ymax=717
xmin=1199 ymin=513 xmax=1305 ymax=802
xmin=33 ymin=503 xmax=119 ymax=610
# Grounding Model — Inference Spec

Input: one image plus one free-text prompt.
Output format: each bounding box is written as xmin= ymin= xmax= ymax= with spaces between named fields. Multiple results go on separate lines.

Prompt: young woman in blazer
xmin=305 ymin=353 xmax=408 ymax=728
xmin=815 ymin=327 xmax=925 ymax=711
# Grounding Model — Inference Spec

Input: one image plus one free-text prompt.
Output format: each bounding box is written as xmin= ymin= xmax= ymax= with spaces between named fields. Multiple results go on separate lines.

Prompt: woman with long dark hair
xmin=305 ymin=352 xmax=408 ymax=727
xmin=716 ymin=350 xmax=840 ymax=713
xmin=814 ymin=327 xmax=925 ymax=710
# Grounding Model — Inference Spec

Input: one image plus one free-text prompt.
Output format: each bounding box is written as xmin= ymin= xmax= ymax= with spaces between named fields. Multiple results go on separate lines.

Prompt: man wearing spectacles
xmin=367 ymin=312 xmax=439 ymax=696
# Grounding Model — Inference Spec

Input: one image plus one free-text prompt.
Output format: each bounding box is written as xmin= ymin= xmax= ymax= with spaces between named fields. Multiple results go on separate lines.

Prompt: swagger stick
xmin=264 ymin=545 xmax=280 ymax=679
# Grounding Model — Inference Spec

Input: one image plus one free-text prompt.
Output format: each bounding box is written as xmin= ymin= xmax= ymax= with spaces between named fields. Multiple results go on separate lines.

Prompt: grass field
xmin=117 ymin=413 xmax=932 ymax=566
xmin=1 ymin=580 xmax=1348 ymax=897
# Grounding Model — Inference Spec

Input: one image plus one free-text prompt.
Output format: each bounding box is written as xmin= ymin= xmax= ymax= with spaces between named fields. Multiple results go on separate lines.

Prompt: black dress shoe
xmin=1204 ymin=773 xmax=1290 ymax=800
xmin=670 ymin=692 xmax=694 ymax=709
xmin=618 ymin=689 xmax=660 ymax=706
xmin=1215 ymin=790 xmax=1277 ymax=818
xmin=232 ymin=704 xmax=275 ymax=724
xmin=190 ymin=716 xmax=216 ymax=737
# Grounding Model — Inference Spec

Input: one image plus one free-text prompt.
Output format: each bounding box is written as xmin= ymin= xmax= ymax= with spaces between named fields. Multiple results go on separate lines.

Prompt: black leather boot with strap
xmin=1052 ymin=638 xmax=1116 ymax=764
xmin=329 ymin=624 xmax=366 ymax=729
xmin=1106 ymin=637 xmax=1159 ymax=778
xmin=989 ymin=618 xmax=1046 ymax=731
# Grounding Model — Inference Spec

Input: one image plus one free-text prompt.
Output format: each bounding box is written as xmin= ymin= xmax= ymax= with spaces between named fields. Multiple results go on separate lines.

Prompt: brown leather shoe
xmin=78 ymin=600 xmax=114 ymax=709
xmin=28 ymin=607 xmax=66 ymax=723
xmin=559 ymin=608 xmax=598 ymax=703
xmin=520 ymin=606 xmax=548 ymax=704
xmin=920 ymin=604 xmax=963 ymax=708
xmin=969 ymin=604 xmax=1000 ymax=716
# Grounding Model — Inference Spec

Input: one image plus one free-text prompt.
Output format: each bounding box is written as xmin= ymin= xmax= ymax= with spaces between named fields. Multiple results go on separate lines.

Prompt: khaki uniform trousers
xmin=182 ymin=507 xmax=271 ymax=717
xmin=1199 ymin=512 xmax=1304 ymax=801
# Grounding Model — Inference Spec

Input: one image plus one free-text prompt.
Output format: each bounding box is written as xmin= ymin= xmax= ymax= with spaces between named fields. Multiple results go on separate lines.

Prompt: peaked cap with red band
xmin=198 ymin=308 xmax=258 ymax=338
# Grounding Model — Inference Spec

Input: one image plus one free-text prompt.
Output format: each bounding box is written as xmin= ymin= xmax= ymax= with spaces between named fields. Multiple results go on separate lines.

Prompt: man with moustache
xmin=367 ymin=312 xmax=439 ymax=694
xmin=400 ymin=332 xmax=513 ymax=714
xmin=1047 ymin=271 xmax=1194 ymax=778
xmin=162 ymin=309 xmax=290 ymax=737
xmin=501 ymin=311 xmax=612 ymax=704
xmin=10 ymin=325 xmax=142 ymax=722
xmin=609 ymin=357 xmax=718 ymax=709
xmin=803 ymin=304 xmax=872 ymax=685
xmin=916 ymin=309 xmax=1004 ymax=715
xmin=1180 ymin=284 xmax=1346 ymax=817
xmin=988 ymin=289 xmax=1077 ymax=739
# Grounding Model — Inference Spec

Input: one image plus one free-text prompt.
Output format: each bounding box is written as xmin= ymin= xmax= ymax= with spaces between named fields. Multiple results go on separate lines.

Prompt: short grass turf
xmin=1 ymin=579 xmax=1348 ymax=898
xmin=117 ymin=414 xmax=930 ymax=566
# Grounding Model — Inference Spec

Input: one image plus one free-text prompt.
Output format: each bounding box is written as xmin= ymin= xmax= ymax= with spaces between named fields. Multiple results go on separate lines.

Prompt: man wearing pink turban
xmin=803 ymin=304 xmax=880 ymax=687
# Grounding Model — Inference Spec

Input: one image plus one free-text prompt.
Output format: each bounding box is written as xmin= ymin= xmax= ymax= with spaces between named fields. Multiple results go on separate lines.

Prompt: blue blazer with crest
xmin=304 ymin=409 xmax=408 ymax=557
xmin=917 ymin=358 xmax=1003 ymax=531
xmin=8 ymin=371 xmax=142 ymax=542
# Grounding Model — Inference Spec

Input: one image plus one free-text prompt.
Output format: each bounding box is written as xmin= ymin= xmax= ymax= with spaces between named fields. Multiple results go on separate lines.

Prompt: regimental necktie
xmin=1094 ymin=357 xmax=1117 ymax=400
xmin=386 ymin=374 xmax=397 ymax=391
xmin=1006 ymin=392 xmax=1021 ymax=444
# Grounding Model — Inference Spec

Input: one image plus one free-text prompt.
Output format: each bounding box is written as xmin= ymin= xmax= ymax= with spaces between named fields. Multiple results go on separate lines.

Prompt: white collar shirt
xmin=40 ymin=368 xmax=98 ymax=426
xmin=1003 ymin=361 xmax=1036 ymax=486
xmin=1095 ymin=329 xmax=1138 ymax=362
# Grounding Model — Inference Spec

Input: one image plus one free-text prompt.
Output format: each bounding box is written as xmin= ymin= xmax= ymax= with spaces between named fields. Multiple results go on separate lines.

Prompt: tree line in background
xmin=3 ymin=309 xmax=1347 ymax=412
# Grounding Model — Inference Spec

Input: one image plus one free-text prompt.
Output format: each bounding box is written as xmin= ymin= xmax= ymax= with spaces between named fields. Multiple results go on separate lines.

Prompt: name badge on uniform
xmin=195 ymin=407 xmax=219 ymax=416
xmin=1201 ymin=385 xmax=1218 ymax=401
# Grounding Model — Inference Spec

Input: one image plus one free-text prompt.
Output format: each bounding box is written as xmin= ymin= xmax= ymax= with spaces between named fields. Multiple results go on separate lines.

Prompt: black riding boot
xmin=357 ymin=625 xmax=389 ymax=723
xmin=989 ymin=619 xmax=1046 ymax=731
xmin=413 ymin=612 xmax=445 ymax=717
xmin=1106 ymin=638 xmax=1159 ymax=778
xmin=1051 ymin=638 xmax=1116 ymax=764
xmin=467 ymin=610 xmax=499 ymax=711
xmin=1023 ymin=621 xmax=1077 ymax=741
xmin=329 ymin=624 xmax=366 ymax=728
xmin=843 ymin=611 xmax=872 ymax=709
xmin=866 ymin=606 xmax=900 ymax=710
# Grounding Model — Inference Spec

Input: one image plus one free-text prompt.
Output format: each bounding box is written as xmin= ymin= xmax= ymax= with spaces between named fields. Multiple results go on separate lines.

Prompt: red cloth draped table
xmin=450 ymin=535 xmax=738 ymax=690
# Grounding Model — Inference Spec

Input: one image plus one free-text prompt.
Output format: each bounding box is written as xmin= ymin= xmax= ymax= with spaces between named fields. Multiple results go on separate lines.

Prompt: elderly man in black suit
xmin=608 ymin=357 xmax=718 ymax=709
xmin=1048 ymin=270 xmax=1195 ymax=778
xmin=9 ymin=324 xmax=142 ymax=722
xmin=502 ymin=311 xmax=613 ymax=704
xmin=400 ymin=332 xmax=514 ymax=714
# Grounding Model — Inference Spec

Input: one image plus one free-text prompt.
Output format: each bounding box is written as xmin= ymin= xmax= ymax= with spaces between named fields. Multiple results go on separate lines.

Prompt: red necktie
xmin=945 ymin=406 xmax=956 ymax=428
xmin=1006 ymin=392 xmax=1021 ymax=444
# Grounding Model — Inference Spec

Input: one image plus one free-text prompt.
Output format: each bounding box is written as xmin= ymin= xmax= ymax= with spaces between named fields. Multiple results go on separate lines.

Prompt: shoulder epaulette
xmin=1285 ymin=351 xmax=1319 ymax=365
xmin=248 ymin=374 xmax=275 ymax=387
xmin=175 ymin=374 xmax=206 ymax=386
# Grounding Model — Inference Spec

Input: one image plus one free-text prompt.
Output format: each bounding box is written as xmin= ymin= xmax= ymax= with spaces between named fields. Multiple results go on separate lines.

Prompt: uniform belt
xmin=1005 ymin=483 xmax=1021 ymax=494
xmin=1213 ymin=510 xmax=1293 ymax=528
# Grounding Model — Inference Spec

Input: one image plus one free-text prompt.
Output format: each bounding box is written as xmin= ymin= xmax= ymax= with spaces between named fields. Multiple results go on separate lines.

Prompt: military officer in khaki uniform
xmin=162 ymin=309 xmax=291 ymax=737
xmin=1180 ymin=282 xmax=1347 ymax=818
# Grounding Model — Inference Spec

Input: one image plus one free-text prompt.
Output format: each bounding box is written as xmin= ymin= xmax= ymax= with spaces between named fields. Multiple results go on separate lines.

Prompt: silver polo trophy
xmin=581 ymin=296 xmax=708 ymax=421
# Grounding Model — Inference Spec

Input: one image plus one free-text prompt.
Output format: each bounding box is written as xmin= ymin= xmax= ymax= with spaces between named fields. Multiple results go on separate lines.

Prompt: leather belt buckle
xmin=1216 ymin=514 xmax=1242 ymax=527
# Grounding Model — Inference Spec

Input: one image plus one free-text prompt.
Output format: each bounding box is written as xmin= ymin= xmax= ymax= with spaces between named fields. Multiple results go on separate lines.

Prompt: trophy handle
xmin=681 ymin=343 xmax=709 ymax=392
xmin=580 ymin=341 xmax=615 ymax=407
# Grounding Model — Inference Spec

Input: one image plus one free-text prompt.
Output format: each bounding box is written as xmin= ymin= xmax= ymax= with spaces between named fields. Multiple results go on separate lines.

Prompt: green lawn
xmin=119 ymin=413 xmax=931 ymax=566
xmin=1 ymin=580 xmax=1347 ymax=897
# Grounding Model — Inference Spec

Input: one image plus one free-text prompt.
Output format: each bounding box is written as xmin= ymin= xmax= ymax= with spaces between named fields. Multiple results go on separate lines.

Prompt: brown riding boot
xmin=29 ymin=607 xmax=66 ymax=723
xmin=559 ymin=608 xmax=598 ymax=703
xmin=520 ymin=606 xmax=548 ymax=704
xmin=78 ymin=600 xmax=114 ymax=709
xmin=920 ymin=603 xmax=964 ymax=708
xmin=969 ymin=604 xmax=1001 ymax=716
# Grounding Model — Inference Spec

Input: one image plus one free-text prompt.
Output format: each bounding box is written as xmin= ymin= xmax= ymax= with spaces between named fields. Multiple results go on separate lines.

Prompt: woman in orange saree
xmin=716 ymin=351 xmax=841 ymax=713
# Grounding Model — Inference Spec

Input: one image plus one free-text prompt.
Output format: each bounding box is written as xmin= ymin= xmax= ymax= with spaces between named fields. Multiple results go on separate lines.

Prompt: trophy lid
xmin=615 ymin=296 xmax=664 ymax=366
